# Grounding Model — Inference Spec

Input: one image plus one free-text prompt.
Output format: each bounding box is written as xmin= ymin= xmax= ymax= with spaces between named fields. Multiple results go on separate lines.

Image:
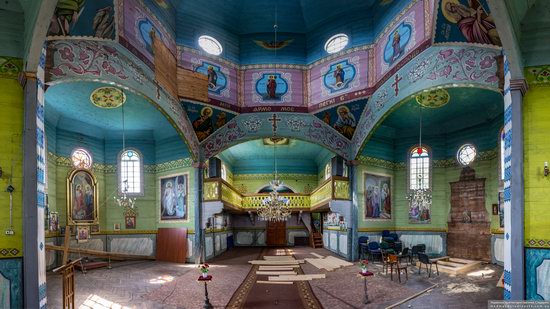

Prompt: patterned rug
xmin=226 ymin=248 xmax=322 ymax=309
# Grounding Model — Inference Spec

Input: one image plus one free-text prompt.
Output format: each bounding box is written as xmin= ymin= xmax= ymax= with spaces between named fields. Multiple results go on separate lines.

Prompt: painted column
xmin=523 ymin=66 xmax=550 ymax=300
xmin=194 ymin=164 xmax=204 ymax=263
xmin=502 ymin=54 xmax=527 ymax=300
xmin=350 ymin=163 xmax=359 ymax=261
xmin=0 ymin=56 xmax=25 ymax=308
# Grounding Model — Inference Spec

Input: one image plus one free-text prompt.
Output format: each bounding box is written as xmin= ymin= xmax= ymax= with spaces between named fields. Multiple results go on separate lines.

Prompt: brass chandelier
xmin=406 ymin=108 xmax=432 ymax=208
xmin=114 ymin=97 xmax=137 ymax=211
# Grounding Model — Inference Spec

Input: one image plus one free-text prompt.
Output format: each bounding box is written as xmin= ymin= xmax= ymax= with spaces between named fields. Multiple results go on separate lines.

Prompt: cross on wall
xmin=268 ymin=113 xmax=281 ymax=135
xmin=392 ymin=74 xmax=402 ymax=96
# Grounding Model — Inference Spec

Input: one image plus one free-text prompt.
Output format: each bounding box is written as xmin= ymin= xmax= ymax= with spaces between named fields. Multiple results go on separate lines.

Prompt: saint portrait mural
xmin=184 ymin=102 xmax=236 ymax=142
xmin=364 ymin=173 xmax=392 ymax=220
xmin=323 ymin=60 xmax=357 ymax=93
xmin=194 ymin=62 xmax=228 ymax=95
xmin=314 ymin=101 xmax=365 ymax=140
xmin=436 ymin=0 xmax=501 ymax=46
xmin=67 ymin=169 xmax=98 ymax=225
xmin=383 ymin=23 xmax=412 ymax=65
xmin=254 ymin=73 xmax=290 ymax=103
xmin=47 ymin=0 xmax=115 ymax=39
xmin=409 ymin=200 xmax=431 ymax=224
xmin=159 ymin=174 xmax=188 ymax=221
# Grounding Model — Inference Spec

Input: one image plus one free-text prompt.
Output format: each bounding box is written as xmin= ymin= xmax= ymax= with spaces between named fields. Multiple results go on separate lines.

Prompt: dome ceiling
xmin=177 ymin=0 xmax=402 ymax=35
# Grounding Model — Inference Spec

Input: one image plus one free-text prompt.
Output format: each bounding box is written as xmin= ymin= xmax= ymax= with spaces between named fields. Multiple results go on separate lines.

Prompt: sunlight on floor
xmin=467 ymin=268 xmax=495 ymax=278
xmin=80 ymin=294 xmax=131 ymax=309
xmin=149 ymin=275 xmax=174 ymax=284
xmin=177 ymin=264 xmax=228 ymax=269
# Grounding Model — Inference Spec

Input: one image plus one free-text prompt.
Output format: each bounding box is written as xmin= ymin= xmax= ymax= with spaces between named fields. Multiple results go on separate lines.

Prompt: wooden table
xmin=198 ymin=275 xmax=213 ymax=309
xmin=358 ymin=271 xmax=374 ymax=304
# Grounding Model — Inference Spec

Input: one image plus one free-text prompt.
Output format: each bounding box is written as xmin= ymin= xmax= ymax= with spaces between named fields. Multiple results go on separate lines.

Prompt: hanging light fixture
xmin=406 ymin=108 xmax=432 ymax=209
xmin=114 ymin=96 xmax=136 ymax=211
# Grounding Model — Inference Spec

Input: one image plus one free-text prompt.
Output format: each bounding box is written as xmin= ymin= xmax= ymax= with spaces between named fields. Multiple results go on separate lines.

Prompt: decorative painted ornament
xmin=90 ymin=87 xmax=126 ymax=108
xmin=415 ymin=88 xmax=450 ymax=108
xmin=417 ymin=147 xmax=423 ymax=155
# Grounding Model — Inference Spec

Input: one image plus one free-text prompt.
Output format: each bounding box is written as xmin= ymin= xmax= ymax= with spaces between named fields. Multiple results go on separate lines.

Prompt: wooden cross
xmin=268 ymin=113 xmax=281 ymax=134
xmin=392 ymin=73 xmax=402 ymax=96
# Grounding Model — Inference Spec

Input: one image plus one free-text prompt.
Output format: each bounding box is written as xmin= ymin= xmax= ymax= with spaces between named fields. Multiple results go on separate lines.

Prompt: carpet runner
xmin=226 ymin=248 xmax=322 ymax=309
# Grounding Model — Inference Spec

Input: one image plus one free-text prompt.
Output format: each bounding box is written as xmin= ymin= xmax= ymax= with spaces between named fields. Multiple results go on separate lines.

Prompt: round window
xmin=71 ymin=148 xmax=93 ymax=169
xmin=457 ymin=144 xmax=477 ymax=166
xmin=324 ymin=34 xmax=349 ymax=54
xmin=198 ymin=35 xmax=223 ymax=56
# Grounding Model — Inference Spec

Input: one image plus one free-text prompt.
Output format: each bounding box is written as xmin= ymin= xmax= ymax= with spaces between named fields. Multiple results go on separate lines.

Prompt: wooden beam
xmin=385 ymin=284 xmax=438 ymax=309
xmin=61 ymin=228 xmax=71 ymax=265
xmin=46 ymin=245 xmax=155 ymax=261
xmin=258 ymin=266 xmax=298 ymax=271
xmin=256 ymin=271 xmax=297 ymax=275
xmin=257 ymin=281 xmax=293 ymax=285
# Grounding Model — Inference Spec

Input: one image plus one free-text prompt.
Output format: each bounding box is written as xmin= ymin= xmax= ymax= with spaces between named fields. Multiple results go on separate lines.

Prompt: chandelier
xmin=406 ymin=108 xmax=432 ymax=208
xmin=114 ymin=95 xmax=137 ymax=212
xmin=257 ymin=135 xmax=292 ymax=221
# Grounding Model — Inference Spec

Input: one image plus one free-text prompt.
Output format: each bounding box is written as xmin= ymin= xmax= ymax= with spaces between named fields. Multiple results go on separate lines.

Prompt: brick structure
xmin=447 ymin=167 xmax=491 ymax=261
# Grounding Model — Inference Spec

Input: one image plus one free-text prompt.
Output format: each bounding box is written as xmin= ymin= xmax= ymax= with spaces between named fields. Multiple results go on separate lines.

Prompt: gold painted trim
xmin=66 ymin=168 xmax=99 ymax=226
xmin=358 ymin=227 xmax=448 ymax=233
xmin=491 ymin=228 xmax=504 ymax=234
xmin=45 ymin=229 xmax=196 ymax=236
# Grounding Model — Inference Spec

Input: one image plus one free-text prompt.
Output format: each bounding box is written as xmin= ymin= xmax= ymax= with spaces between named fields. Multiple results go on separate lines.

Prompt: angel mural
xmin=441 ymin=0 xmax=501 ymax=46
xmin=160 ymin=174 xmax=187 ymax=221
xmin=48 ymin=0 xmax=114 ymax=39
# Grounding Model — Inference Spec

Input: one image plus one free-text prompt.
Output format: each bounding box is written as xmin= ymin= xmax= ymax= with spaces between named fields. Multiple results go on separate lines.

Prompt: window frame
xmin=70 ymin=147 xmax=93 ymax=170
xmin=324 ymin=33 xmax=349 ymax=54
xmin=457 ymin=143 xmax=477 ymax=166
xmin=407 ymin=145 xmax=432 ymax=191
xmin=117 ymin=148 xmax=144 ymax=196
xmin=198 ymin=35 xmax=223 ymax=56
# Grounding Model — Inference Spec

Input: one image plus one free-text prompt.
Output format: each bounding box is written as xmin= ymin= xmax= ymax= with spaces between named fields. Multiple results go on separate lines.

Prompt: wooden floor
xmin=46 ymin=247 xmax=503 ymax=309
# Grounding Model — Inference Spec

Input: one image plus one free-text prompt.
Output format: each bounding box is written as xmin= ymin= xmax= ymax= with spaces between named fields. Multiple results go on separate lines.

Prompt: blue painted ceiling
xmin=218 ymin=138 xmax=334 ymax=174
xmin=44 ymin=82 xmax=181 ymax=141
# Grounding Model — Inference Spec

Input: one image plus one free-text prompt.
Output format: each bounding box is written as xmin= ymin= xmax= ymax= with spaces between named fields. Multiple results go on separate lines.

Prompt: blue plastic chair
xmin=367 ymin=241 xmax=382 ymax=262
xmin=358 ymin=236 xmax=369 ymax=259
xmin=382 ymin=230 xmax=391 ymax=238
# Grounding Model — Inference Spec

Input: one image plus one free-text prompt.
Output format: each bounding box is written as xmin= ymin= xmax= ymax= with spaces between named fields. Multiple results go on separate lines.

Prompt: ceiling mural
xmin=314 ymin=100 xmax=366 ymax=140
xmin=434 ymin=0 xmax=501 ymax=46
xmin=244 ymin=68 xmax=303 ymax=106
xmin=47 ymin=0 xmax=115 ymax=39
xmin=178 ymin=48 xmax=239 ymax=107
xmin=375 ymin=0 xmax=426 ymax=81
xmin=183 ymin=101 xmax=237 ymax=142
xmin=118 ymin=0 xmax=176 ymax=68
xmin=90 ymin=87 xmax=126 ymax=108
xmin=309 ymin=50 xmax=368 ymax=106
xmin=415 ymin=88 xmax=450 ymax=108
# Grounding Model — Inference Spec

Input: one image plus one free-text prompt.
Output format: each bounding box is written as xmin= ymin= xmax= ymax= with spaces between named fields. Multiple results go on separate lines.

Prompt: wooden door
xmin=156 ymin=228 xmax=187 ymax=263
xmin=266 ymin=221 xmax=286 ymax=246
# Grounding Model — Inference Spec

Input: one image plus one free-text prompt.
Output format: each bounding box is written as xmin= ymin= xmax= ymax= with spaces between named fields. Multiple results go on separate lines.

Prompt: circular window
xmin=71 ymin=148 xmax=93 ymax=169
xmin=324 ymin=34 xmax=349 ymax=54
xmin=457 ymin=144 xmax=477 ymax=166
xmin=198 ymin=35 xmax=223 ymax=56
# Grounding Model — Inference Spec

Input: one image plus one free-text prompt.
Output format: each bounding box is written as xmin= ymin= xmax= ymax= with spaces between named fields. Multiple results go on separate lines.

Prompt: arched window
xmin=198 ymin=35 xmax=223 ymax=55
xmin=324 ymin=34 xmax=349 ymax=54
xmin=118 ymin=149 xmax=143 ymax=195
xmin=71 ymin=148 xmax=92 ymax=169
xmin=409 ymin=146 xmax=430 ymax=190
xmin=500 ymin=129 xmax=505 ymax=181
xmin=324 ymin=162 xmax=332 ymax=180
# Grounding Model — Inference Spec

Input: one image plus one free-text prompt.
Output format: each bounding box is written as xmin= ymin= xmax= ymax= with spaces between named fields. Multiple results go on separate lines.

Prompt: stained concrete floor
xmin=46 ymin=247 xmax=503 ymax=309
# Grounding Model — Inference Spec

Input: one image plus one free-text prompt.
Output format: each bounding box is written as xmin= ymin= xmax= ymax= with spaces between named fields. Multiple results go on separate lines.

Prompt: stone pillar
xmin=193 ymin=163 xmax=204 ymax=264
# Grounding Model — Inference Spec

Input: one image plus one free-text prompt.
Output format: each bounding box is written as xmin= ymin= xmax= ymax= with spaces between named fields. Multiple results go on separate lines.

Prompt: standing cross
xmin=268 ymin=113 xmax=281 ymax=134
xmin=392 ymin=73 xmax=402 ymax=96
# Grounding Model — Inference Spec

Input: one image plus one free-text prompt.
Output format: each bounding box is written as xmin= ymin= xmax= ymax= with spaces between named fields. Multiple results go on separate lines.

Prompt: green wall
xmin=0 ymin=63 xmax=24 ymax=257
xmin=356 ymin=155 xmax=501 ymax=232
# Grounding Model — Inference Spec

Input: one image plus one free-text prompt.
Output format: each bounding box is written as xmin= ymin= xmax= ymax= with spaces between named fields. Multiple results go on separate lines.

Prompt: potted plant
xmin=199 ymin=263 xmax=210 ymax=278
xmin=360 ymin=259 xmax=369 ymax=274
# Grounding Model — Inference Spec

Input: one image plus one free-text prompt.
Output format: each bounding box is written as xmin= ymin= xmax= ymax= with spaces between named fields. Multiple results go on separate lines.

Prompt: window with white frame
xmin=71 ymin=148 xmax=93 ymax=169
xmin=324 ymin=34 xmax=349 ymax=54
xmin=221 ymin=163 xmax=227 ymax=181
xmin=119 ymin=149 xmax=143 ymax=194
xmin=409 ymin=146 xmax=430 ymax=190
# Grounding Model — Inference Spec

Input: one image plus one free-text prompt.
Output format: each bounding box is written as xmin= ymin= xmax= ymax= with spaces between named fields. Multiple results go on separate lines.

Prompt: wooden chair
xmin=388 ymin=254 xmax=408 ymax=283
xmin=397 ymin=247 xmax=412 ymax=265
xmin=417 ymin=253 xmax=439 ymax=278
xmin=381 ymin=250 xmax=393 ymax=275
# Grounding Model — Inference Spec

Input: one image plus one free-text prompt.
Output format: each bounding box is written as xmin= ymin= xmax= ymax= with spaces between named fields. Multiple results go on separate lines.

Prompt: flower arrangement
xmin=359 ymin=259 xmax=368 ymax=273
xmin=199 ymin=263 xmax=210 ymax=278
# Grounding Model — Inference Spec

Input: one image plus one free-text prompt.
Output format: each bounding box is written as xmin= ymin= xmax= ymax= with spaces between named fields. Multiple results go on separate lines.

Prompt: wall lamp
xmin=545 ymin=162 xmax=549 ymax=177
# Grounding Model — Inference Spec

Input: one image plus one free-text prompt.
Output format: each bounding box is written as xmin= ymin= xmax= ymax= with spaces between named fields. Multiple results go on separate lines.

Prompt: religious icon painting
xmin=314 ymin=101 xmax=364 ymax=140
xmin=436 ymin=0 xmax=501 ymax=46
xmin=159 ymin=173 xmax=188 ymax=222
xmin=194 ymin=61 xmax=228 ymax=95
xmin=184 ymin=102 xmax=236 ymax=142
xmin=383 ymin=22 xmax=412 ymax=65
xmin=498 ymin=191 xmax=504 ymax=228
xmin=113 ymin=223 xmax=121 ymax=231
xmin=323 ymin=60 xmax=357 ymax=94
xmin=253 ymin=72 xmax=291 ymax=104
xmin=409 ymin=198 xmax=431 ymax=224
xmin=364 ymin=173 xmax=392 ymax=220
xmin=76 ymin=226 xmax=90 ymax=243
xmin=125 ymin=216 xmax=136 ymax=229
xmin=49 ymin=212 xmax=59 ymax=232
xmin=90 ymin=224 xmax=100 ymax=234
xmin=67 ymin=169 xmax=99 ymax=226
